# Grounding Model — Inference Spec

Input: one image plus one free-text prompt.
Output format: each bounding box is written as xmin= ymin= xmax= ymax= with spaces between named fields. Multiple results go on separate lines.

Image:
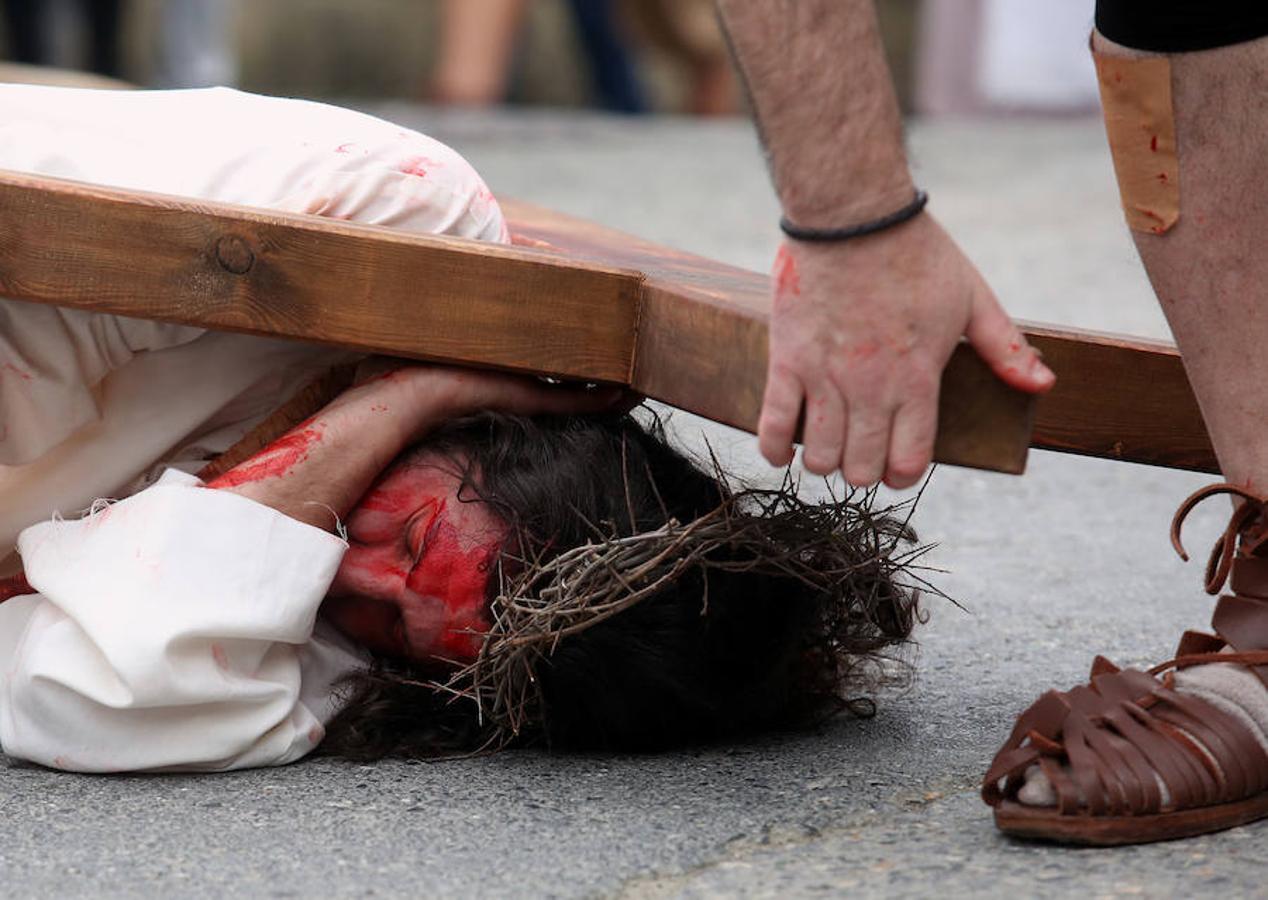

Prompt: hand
xmin=212 ymin=361 xmax=626 ymax=530
xmin=760 ymin=213 xmax=1055 ymax=489
xmin=349 ymin=359 xmax=628 ymax=442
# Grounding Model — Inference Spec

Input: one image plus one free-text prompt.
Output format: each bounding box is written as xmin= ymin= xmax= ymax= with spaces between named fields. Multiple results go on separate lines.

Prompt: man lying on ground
xmin=0 ymin=360 xmax=919 ymax=771
xmin=0 ymin=84 xmax=920 ymax=771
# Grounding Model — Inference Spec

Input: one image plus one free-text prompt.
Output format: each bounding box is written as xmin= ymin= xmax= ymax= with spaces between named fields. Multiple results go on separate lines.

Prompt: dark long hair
xmin=320 ymin=410 xmax=920 ymax=759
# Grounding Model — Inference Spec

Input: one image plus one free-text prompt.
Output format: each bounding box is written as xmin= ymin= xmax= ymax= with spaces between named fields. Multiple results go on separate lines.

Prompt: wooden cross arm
xmin=0 ymin=169 xmax=1215 ymax=475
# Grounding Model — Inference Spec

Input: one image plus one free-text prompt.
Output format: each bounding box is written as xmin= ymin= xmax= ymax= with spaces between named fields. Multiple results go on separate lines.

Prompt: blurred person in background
xmin=915 ymin=0 xmax=1100 ymax=116
xmin=2 ymin=0 xmax=124 ymax=77
xmin=429 ymin=0 xmax=734 ymax=114
xmin=153 ymin=0 xmax=236 ymax=88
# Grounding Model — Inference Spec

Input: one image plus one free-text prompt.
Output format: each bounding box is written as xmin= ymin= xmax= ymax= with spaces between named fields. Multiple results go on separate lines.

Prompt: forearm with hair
xmin=715 ymin=0 xmax=914 ymax=225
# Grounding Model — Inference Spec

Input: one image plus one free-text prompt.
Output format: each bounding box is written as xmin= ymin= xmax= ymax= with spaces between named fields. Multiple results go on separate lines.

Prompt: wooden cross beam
xmin=0 ymin=169 xmax=1216 ymax=476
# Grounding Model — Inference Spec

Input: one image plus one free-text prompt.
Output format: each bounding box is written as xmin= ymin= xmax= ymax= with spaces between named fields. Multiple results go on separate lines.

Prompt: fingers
xmin=965 ymin=289 xmax=1056 ymax=394
xmin=841 ymin=405 xmax=891 ymax=487
xmin=758 ymin=366 xmax=802 ymax=466
xmin=884 ymin=397 xmax=937 ymax=489
xmin=800 ymin=383 xmax=846 ymax=476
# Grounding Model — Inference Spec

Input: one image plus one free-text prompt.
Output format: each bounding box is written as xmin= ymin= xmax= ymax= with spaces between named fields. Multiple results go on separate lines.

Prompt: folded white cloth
xmin=0 ymin=470 xmax=367 ymax=772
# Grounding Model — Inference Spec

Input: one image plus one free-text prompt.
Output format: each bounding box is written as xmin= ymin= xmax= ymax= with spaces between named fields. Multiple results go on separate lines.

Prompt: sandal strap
xmin=982 ymin=661 xmax=1268 ymax=815
xmin=1208 ymin=594 xmax=1268 ymax=690
xmin=1170 ymin=482 xmax=1268 ymax=594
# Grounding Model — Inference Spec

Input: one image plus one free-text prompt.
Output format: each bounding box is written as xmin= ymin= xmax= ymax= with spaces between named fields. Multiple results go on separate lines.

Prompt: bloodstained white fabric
xmin=0 ymin=84 xmax=508 ymax=771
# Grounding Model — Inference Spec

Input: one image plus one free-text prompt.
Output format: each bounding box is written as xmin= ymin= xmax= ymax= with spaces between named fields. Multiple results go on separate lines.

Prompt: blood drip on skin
xmin=208 ymin=424 xmax=325 ymax=488
xmin=1150 ymin=135 xmax=1158 ymax=152
xmin=361 ymin=369 xmax=405 ymax=387
xmin=0 ymin=572 xmax=31 ymax=603
xmin=773 ymin=245 xmax=801 ymax=300
xmin=1 ymin=362 xmax=32 ymax=381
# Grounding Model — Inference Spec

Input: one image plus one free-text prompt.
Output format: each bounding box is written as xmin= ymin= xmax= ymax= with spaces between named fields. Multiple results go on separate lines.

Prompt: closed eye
xmin=404 ymin=504 xmax=441 ymax=569
xmin=404 ymin=511 xmax=429 ymax=569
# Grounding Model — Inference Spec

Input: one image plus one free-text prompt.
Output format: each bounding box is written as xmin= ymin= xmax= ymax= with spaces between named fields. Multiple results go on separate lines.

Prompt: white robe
xmin=0 ymin=84 xmax=508 ymax=771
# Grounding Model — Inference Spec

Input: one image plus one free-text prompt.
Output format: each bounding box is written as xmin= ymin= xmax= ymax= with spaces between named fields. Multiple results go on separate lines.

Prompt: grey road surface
xmin=3 ymin=109 xmax=1255 ymax=898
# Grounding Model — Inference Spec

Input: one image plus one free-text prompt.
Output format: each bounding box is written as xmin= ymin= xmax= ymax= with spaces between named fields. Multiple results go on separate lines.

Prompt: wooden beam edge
xmin=1022 ymin=323 xmax=1216 ymax=473
xmin=632 ymin=279 xmax=1035 ymax=475
xmin=0 ymin=170 xmax=644 ymax=383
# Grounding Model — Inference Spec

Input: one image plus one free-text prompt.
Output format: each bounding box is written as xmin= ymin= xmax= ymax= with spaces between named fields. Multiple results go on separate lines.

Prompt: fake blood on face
xmin=208 ymin=424 xmax=324 ymax=488
xmin=405 ymin=510 xmax=499 ymax=660
xmin=322 ymin=456 xmax=502 ymax=663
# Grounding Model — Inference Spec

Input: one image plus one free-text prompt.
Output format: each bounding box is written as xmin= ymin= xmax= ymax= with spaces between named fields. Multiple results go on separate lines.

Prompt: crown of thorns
xmin=432 ymin=468 xmax=941 ymax=750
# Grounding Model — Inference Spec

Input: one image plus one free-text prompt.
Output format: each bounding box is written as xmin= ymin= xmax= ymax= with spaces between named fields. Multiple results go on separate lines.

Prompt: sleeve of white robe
xmin=0 ymin=470 xmax=353 ymax=772
xmin=0 ymin=306 xmax=204 ymax=466
xmin=0 ymin=84 xmax=509 ymax=470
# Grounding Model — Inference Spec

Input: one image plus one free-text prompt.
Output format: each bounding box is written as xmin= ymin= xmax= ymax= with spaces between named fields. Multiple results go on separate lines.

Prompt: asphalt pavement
xmin=4 ymin=107 xmax=1258 ymax=899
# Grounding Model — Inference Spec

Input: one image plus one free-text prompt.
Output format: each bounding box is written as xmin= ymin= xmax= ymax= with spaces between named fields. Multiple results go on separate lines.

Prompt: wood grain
xmin=504 ymin=199 xmax=1034 ymax=474
xmin=0 ymin=170 xmax=1040 ymax=474
xmin=0 ymin=170 xmax=640 ymax=383
xmin=505 ymin=201 xmax=1216 ymax=474
xmin=1025 ymin=324 xmax=1217 ymax=473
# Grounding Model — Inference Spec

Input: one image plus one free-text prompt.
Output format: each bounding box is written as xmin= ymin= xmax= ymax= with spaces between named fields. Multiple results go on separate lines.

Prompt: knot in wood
xmin=216 ymin=235 xmax=255 ymax=275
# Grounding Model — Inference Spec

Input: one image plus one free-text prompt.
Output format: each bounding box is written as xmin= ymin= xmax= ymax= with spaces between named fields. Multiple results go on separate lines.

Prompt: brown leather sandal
xmin=982 ymin=483 xmax=1268 ymax=845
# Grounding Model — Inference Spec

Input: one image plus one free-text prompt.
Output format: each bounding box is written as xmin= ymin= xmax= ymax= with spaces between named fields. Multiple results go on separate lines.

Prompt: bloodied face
xmin=322 ymin=454 xmax=504 ymax=663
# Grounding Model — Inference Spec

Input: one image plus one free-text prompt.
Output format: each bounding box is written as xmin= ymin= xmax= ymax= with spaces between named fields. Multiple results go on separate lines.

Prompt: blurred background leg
xmin=430 ymin=0 xmax=528 ymax=106
xmin=566 ymin=0 xmax=645 ymax=114
xmin=156 ymin=0 xmax=237 ymax=87
xmin=2 ymin=0 xmax=44 ymax=64
xmin=83 ymin=0 xmax=123 ymax=77
xmin=625 ymin=0 xmax=734 ymax=116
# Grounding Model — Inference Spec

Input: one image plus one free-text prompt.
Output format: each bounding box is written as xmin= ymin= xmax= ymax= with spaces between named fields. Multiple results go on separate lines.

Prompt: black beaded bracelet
xmin=779 ymin=189 xmax=928 ymax=242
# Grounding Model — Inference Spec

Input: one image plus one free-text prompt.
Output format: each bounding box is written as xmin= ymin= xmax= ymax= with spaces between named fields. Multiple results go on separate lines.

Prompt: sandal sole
xmin=994 ymin=794 xmax=1268 ymax=846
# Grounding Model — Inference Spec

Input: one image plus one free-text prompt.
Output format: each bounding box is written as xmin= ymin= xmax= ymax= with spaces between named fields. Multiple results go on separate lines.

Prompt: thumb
xmin=964 ymin=286 xmax=1056 ymax=394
